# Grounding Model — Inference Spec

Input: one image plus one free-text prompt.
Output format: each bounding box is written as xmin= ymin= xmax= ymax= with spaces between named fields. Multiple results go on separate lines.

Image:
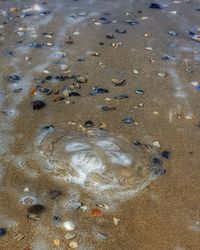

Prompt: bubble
xmin=38 ymin=129 xmax=164 ymax=201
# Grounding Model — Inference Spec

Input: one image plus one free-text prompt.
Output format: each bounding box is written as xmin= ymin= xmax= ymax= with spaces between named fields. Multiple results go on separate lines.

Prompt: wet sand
xmin=0 ymin=0 xmax=200 ymax=249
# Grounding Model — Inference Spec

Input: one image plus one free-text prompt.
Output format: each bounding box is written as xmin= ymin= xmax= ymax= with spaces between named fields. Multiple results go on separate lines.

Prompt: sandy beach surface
xmin=0 ymin=0 xmax=199 ymax=249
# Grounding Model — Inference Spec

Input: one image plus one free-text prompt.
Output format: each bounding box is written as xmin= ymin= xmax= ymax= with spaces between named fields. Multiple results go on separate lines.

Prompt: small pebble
xmin=65 ymin=233 xmax=77 ymax=241
xmin=75 ymin=76 xmax=87 ymax=83
xmin=69 ymin=241 xmax=78 ymax=249
xmin=149 ymin=3 xmax=162 ymax=9
xmin=53 ymin=239 xmax=60 ymax=246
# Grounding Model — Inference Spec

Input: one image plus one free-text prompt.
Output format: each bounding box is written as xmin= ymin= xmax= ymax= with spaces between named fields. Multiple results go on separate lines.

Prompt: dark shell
xmin=90 ymin=87 xmax=109 ymax=96
xmin=8 ymin=75 xmax=20 ymax=82
xmin=122 ymin=116 xmax=134 ymax=124
xmin=84 ymin=120 xmax=95 ymax=128
xmin=149 ymin=3 xmax=162 ymax=9
xmin=32 ymin=100 xmax=46 ymax=110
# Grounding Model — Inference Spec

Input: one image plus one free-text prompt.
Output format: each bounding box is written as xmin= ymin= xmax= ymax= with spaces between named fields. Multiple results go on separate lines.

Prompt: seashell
xmin=7 ymin=74 xmax=20 ymax=82
xmin=135 ymin=88 xmax=144 ymax=95
xmin=32 ymin=100 xmax=46 ymax=110
xmin=192 ymin=35 xmax=200 ymax=42
xmin=90 ymin=87 xmax=109 ymax=96
xmin=113 ymin=217 xmax=120 ymax=225
xmin=115 ymin=28 xmax=126 ymax=34
xmin=106 ymin=33 xmax=115 ymax=39
xmin=111 ymin=79 xmax=126 ymax=86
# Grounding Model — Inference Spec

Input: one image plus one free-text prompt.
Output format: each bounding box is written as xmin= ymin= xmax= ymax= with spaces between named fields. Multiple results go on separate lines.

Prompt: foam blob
xmin=38 ymin=129 xmax=164 ymax=200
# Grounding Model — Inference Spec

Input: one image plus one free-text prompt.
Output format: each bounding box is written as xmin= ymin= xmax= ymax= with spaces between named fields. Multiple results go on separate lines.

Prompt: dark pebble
xmin=135 ymin=88 xmax=144 ymax=95
xmin=115 ymin=28 xmax=126 ymax=34
xmin=114 ymin=93 xmax=129 ymax=99
xmin=8 ymin=75 xmax=20 ymax=82
xmin=84 ymin=120 xmax=94 ymax=128
xmin=152 ymin=157 xmax=162 ymax=165
xmin=99 ymin=42 xmax=104 ymax=45
xmin=77 ymin=57 xmax=85 ymax=62
xmin=49 ymin=190 xmax=62 ymax=199
xmin=55 ymin=75 xmax=65 ymax=81
xmin=99 ymin=17 xmax=110 ymax=24
xmin=90 ymin=87 xmax=109 ymax=96
xmin=122 ymin=116 xmax=134 ymax=124
xmin=32 ymin=100 xmax=46 ymax=110
xmin=106 ymin=33 xmax=115 ymax=39
xmin=69 ymin=92 xmax=80 ymax=97
xmin=0 ymin=228 xmax=6 ymax=237
xmin=52 ymin=216 xmax=61 ymax=224
xmin=3 ymin=49 xmax=13 ymax=56
xmin=27 ymin=204 xmax=46 ymax=215
xmin=154 ymin=168 xmax=166 ymax=176
xmin=188 ymin=31 xmax=196 ymax=36
xmin=45 ymin=75 xmax=52 ymax=80
xmin=29 ymin=43 xmax=43 ymax=48
xmin=161 ymin=150 xmax=171 ymax=159
xmin=149 ymin=3 xmax=162 ymax=9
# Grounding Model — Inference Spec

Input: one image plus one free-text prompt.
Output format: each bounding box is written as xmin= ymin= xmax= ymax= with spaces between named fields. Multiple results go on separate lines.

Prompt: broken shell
xmin=111 ymin=79 xmax=126 ymax=86
xmin=113 ymin=217 xmax=120 ymax=225
xmin=97 ymin=203 xmax=110 ymax=210
xmin=152 ymin=141 xmax=160 ymax=148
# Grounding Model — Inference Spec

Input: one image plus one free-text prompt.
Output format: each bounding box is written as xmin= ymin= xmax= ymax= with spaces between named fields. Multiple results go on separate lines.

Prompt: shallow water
xmin=0 ymin=0 xmax=199 ymax=249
